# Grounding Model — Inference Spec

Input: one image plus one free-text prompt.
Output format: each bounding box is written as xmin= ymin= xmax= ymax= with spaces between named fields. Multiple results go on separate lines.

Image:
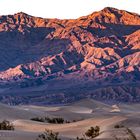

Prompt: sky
xmin=0 ymin=0 xmax=140 ymax=19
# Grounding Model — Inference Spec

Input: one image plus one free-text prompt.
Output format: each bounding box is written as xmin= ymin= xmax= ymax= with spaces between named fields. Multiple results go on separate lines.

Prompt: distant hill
xmin=0 ymin=7 xmax=139 ymax=104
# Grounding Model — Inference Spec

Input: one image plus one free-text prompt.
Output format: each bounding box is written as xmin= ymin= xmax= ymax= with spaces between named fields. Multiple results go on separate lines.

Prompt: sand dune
xmin=0 ymin=99 xmax=139 ymax=140
xmin=0 ymin=103 xmax=44 ymax=120
xmin=13 ymin=116 xmax=126 ymax=138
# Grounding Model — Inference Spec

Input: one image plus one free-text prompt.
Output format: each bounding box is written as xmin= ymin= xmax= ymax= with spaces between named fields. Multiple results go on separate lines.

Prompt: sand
xmin=0 ymin=99 xmax=139 ymax=140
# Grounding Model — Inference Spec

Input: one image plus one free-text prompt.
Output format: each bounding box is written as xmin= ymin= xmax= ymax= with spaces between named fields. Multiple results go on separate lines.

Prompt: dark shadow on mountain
xmin=85 ymin=23 xmax=140 ymax=37
xmin=116 ymin=48 xmax=140 ymax=57
xmin=82 ymin=23 xmax=140 ymax=57
xmin=0 ymin=27 xmax=72 ymax=71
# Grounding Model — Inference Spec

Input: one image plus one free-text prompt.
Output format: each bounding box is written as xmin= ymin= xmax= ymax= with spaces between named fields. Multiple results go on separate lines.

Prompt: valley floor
xmin=0 ymin=99 xmax=140 ymax=140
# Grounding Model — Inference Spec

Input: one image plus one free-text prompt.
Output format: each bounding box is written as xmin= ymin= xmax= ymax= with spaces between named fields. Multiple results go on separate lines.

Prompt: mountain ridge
xmin=0 ymin=7 xmax=139 ymax=104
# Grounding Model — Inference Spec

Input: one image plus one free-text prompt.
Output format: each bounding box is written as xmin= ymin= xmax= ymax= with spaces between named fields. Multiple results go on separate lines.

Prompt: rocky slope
xmin=0 ymin=7 xmax=139 ymax=104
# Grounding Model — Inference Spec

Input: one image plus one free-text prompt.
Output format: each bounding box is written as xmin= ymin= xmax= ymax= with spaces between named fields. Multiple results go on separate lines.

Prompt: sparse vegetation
xmin=114 ymin=124 xmax=124 ymax=128
xmin=0 ymin=120 xmax=14 ymax=130
xmin=37 ymin=126 xmax=100 ymax=140
xmin=76 ymin=136 xmax=86 ymax=140
xmin=76 ymin=126 xmax=100 ymax=140
xmin=36 ymin=126 xmax=138 ymax=140
xmin=31 ymin=117 xmax=45 ymax=122
xmin=85 ymin=126 xmax=100 ymax=138
xmin=45 ymin=117 xmax=64 ymax=124
xmin=31 ymin=117 xmax=64 ymax=124
xmin=36 ymin=129 xmax=61 ymax=140
xmin=31 ymin=116 xmax=80 ymax=124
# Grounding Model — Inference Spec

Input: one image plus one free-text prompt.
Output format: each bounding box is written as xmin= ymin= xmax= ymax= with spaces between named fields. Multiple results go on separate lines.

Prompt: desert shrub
xmin=31 ymin=116 xmax=82 ymax=124
xmin=31 ymin=116 xmax=65 ymax=124
xmin=0 ymin=120 xmax=14 ymax=130
xmin=114 ymin=124 xmax=124 ymax=129
xmin=76 ymin=135 xmax=89 ymax=140
xmin=65 ymin=120 xmax=70 ymax=123
xmin=31 ymin=117 xmax=45 ymax=122
xmin=76 ymin=126 xmax=100 ymax=140
xmin=76 ymin=136 xmax=86 ymax=140
xmin=36 ymin=129 xmax=61 ymax=140
xmin=45 ymin=117 xmax=64 ymax=124
xmin=85 ymin=126 xmax=100 ymax=138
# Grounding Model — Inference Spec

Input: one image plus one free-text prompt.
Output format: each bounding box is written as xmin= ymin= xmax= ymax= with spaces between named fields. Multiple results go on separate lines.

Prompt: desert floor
xmin=0 ymin=99 xmax=139 ymax=140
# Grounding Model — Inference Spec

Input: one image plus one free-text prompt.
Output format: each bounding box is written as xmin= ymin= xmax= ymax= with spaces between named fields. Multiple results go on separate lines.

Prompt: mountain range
xmin=0 ymin=7 xmax=139 ymax=105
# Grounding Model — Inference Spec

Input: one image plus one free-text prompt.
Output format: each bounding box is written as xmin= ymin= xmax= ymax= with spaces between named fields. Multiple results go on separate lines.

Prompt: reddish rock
xmin=0 ymin=7 xmax=139 ymax=104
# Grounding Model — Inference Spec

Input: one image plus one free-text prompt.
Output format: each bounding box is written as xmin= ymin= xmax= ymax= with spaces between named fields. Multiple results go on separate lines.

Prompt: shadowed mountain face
xmin=0 ymin=7 xmax=139 ymax=104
